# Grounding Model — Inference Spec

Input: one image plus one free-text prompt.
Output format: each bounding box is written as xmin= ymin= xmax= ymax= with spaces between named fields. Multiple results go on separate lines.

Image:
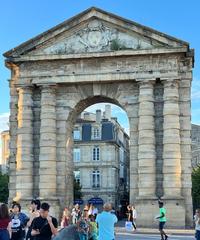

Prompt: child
xmin=194 ymin=209 xmax=200 ymax=240
xmin=77 ymin=211 xmax=89 ymax=240
xmin=88 ymin=215 xmax=98 ymax=240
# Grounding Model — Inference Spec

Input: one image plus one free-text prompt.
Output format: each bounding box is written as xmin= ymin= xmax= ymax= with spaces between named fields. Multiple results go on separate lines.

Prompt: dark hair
xmin=159 ymin=202 xmax=164 ymax=207
xmin=12 ymin=202 xmax=21 ymax=212
xmin=0 ymin=204 xmax=10 ymax=219
xmin=41 ymin=202 xmax=50 ymax=211
xmin=31 ymin=199 xmax=41 ymax=210
xmin=88 ymin=214 xmax=95 ymax=220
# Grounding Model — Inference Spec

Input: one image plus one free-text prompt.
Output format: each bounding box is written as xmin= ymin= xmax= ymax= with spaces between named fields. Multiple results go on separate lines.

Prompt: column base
xmin=135 ymin=197 xmax=186 ymax=228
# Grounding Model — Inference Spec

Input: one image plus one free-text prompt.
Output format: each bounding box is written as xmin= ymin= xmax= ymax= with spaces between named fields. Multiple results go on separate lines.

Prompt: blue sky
xmin=0 ymin=0 xmax=200 ymax=134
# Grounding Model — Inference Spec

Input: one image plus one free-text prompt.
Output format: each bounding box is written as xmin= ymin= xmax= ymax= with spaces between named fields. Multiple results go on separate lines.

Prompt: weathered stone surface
xmin=5 ymin=7 xmax=194 ymax=227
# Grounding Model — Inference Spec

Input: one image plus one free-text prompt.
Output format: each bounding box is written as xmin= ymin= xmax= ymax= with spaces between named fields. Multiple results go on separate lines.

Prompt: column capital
xmin=160 ymin=78 xmax=180 ymax=87
xmin=16 ymin=85 xmax=34 ymax=93
xmin=39 ymin=84 xmax=57 ymax=94
xmin=136 ymin=79 xmax=156 ymax=88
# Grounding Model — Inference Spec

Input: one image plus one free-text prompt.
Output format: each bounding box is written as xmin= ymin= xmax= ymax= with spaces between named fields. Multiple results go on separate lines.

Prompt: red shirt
xmin=0 ymin=218 xmax=10 ymax=229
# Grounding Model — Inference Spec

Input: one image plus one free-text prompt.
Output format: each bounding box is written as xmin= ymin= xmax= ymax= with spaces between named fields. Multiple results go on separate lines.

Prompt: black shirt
xmin=32 ymin=216 xmax=58 ymax=240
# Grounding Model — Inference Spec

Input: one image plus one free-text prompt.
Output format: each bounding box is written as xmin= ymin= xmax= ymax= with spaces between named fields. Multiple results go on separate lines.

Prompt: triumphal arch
xmin=4 ymin=7 xmax=194 ymax=227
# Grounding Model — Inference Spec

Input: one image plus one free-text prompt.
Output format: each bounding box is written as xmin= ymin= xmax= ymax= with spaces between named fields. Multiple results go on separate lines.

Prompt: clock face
xmin=87 ymin=31 xmax=102 ymax=47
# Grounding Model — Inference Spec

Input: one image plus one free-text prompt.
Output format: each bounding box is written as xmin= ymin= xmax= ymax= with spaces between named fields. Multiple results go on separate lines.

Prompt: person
xmin=156 ymin=201 xmax=168 ymax=240
xmin=60 ymin=207 xmax=70 ymax=228
xmin=31 ymin=202 xmax=58 ymax=240
xmin=194 ymin=208 xmax=200 ymax=240
xmin=88 ymin=214 xmax=98 ymax=240
xmin=10 ymin=202 xmax=29 ymax=240
xmin=96 ymin=203 xmax=118 ymax=240
xmin=0 ymin=203 xmax=12 ymax=240
xmin=71 ymin=204 xmax=81 ymax=224
xmin=132 ymin=205 xmax=137 ymax=230
xmin=88 ymin=205 xmax=98 ymax=219
xmin=26 ymin=199 xmax=41 ymax=240
xmin=127 ymin=205 xmax=132 ymax=222
xmin=77 ymin=210 xmax=89 ymax=240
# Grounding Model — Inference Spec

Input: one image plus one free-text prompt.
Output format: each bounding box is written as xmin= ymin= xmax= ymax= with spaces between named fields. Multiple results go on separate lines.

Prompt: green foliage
xmin=73 ymin=179 xmax=82 ymax=200
xmin=110 ymin=39 xmax=130 ymax=51
xmin=0 ymin=173 xmax=9 ymax=203
xmin=192 ymin=167 xmax=200 ymax=208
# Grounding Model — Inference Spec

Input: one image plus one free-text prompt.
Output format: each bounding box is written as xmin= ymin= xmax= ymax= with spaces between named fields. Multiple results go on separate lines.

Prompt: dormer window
xmin=92 ymin=127 xmax=101 ymax=140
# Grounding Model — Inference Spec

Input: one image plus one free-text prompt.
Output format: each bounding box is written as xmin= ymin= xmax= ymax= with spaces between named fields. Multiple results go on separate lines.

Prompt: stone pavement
xmin=115 ymin=226 xmax=195 ymax=236
xmin=116 ymin=232 xmax=194 ymax=240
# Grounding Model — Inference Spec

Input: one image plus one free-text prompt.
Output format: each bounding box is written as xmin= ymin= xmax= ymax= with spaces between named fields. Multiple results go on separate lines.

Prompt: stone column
xmin=137 ymin=80 xmax=156 ymax=198
xmin=15 ymin=86 xmax=33 ymax=200
xmin=162 ymin=79 xmax=182 ymax=197
xmin=129 ymin=105 xmax=139 ymax=203
xmin=9 ymin=79 xmax=18 ymax=201
xmin=39 ymin=85 xmax=57 ymax=198
xmin=179 ymin=78 xmax=193 ymax=226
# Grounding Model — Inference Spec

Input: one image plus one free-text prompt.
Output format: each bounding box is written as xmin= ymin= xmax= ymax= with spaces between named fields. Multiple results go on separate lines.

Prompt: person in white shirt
xmin=132 ymin=205 xmax=137 ymax=230
xmin=194 ymin=209 xmax=200 ymax=240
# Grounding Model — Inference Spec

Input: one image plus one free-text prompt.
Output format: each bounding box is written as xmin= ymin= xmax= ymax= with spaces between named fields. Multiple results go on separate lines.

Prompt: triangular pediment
xmin=4 ymin=7 xmax=189 ymax=58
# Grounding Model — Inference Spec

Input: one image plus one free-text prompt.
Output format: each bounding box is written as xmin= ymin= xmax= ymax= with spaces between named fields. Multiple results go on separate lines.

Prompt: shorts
xmin=196 ymin=230 xmax=200 ymax=240
xmin=159 ymin=221 xmax=166 ymax=230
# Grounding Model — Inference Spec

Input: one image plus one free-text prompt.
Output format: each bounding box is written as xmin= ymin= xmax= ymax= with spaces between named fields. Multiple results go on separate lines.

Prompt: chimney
xmin=105 ymin=105 xmax=111 ymax=120
xmin=96 ymin=109 xmax=101 ymax=124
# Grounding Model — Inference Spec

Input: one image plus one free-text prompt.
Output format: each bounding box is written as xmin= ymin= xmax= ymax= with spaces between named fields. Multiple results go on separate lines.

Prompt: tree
xmin=192 ymin=166 xmax=200 ymax=210
xmin=73 ymin=179 xmax=82 ymax=200
xmin=0 ymin=173 xmax=9 ymax=203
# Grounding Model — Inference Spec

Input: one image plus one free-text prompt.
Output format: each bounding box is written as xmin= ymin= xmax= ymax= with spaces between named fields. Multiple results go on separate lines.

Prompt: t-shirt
xmin=132 ymin=209 xmax=137 ymax=220
xmin=11 ymin=213 xmax=29 ymax=240
xmin=89 ymin=221 xmax=98 ymax=233
xmin=194 ymin=215 xmax=200 ymax=231
xmin=0 ymin=218 xmax=10 ymax=229
xmin=96 ymin=211 xmax=118 ymax=240
xmin=32 ymin=216 xmax=58 ymax=240
xmin=159 ymin=207 xmax=166 ymax=222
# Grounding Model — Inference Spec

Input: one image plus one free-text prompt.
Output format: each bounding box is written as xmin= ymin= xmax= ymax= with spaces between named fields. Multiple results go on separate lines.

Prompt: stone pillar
xmin=8 ymin=79 xmax=18 ymax=201
xmin=129 ymin=106 xmax=139 ymax=203
xmin=39 ymin=85 xmax=57 ymax=198
xmin=179 ymin=78 xmax=193 ymax=226
xmin=162 ymin=79 xmax=182 ymax=197
xmin=15 ymin=86 xmax=33 ymax=200
xmin=137 ymin=80 xmax=156 ymax=198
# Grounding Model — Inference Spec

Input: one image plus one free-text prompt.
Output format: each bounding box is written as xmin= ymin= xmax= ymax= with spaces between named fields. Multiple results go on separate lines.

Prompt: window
xmin=73 ymin=128 xmax=81 ymax=140
xmin=74 ymin=170 xmax=80 ymax=184
xmin=93 ymin=146 xmax=100 ymax=161
xmin=73 ymin=148 xmax=81 ymax=162
xmin=92 ymin=127 xmax=101 ymax=139
xmin=92 ymin=170 xmax=100 ymax=188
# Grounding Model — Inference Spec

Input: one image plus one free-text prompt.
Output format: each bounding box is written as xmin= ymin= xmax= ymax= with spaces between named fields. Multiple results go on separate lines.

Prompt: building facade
xmin=73 ymin=105 xmax=129 ymax=208
xmin=3 ymin=7 xmax=194 ymax=227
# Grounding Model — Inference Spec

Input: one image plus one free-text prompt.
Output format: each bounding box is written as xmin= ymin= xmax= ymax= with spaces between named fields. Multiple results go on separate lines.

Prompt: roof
xmin=3 ymin=7 xmax=191 ymax=59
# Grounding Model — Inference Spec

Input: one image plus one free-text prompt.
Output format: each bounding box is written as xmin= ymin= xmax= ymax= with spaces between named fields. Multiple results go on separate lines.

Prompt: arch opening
xmin=65 ymin=96 xmax=130 ymax=216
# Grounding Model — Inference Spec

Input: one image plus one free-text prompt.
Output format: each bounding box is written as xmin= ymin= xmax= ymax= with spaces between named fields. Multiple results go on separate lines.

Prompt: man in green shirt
xmin=156 ymin=201 xmax=168 ymax=240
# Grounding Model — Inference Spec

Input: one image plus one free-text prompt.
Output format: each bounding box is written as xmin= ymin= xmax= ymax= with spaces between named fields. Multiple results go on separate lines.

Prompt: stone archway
xmin=4 ymin=7 xmax=194 ymax=227
xmin=53 ymin=84 xmax=138 ymax=213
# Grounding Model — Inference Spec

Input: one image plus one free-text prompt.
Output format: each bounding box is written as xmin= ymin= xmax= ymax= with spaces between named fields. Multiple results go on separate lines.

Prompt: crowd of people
xmin=0 ymin=199 xmax=200 ymax=240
